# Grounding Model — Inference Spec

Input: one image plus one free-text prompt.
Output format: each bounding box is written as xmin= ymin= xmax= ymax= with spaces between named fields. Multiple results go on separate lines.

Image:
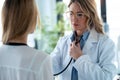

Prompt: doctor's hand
xmin=70 ymin=41 xmax=82 ymax=60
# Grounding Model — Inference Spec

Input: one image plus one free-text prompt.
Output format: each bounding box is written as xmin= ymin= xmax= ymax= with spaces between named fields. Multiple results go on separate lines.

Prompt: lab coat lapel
xmin=82 ymin=28 xmax=98 ymax=54
xmin=63 ymin=35 xmax=73 ymax=66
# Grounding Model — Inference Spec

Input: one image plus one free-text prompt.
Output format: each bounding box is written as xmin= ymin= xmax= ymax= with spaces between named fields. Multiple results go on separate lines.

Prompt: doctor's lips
xmin=72 ymin=23 xmax=79 ymax=26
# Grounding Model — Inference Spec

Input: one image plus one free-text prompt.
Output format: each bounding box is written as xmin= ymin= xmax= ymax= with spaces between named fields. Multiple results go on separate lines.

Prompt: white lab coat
xmin=0 ymin=45 xmax=53 ymax=80
xmin=51 ymin=28 xmax=117 ymax=80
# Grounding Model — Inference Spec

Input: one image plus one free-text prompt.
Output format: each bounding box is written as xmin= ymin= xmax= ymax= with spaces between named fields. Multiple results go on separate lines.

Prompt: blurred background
xmin=0 ymin=0 xmax=120 ymax=79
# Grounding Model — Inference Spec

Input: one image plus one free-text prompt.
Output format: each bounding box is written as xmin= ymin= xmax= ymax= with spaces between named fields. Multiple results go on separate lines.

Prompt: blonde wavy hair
xmin=68 ymin=0 xmax=104 ymax=34
xmin=1 ymin=0 xmax=38 ymax=44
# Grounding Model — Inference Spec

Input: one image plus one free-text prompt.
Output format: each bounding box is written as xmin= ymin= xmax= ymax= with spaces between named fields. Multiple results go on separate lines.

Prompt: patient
xmin=0 ymin=0 xmax=53 ymax=80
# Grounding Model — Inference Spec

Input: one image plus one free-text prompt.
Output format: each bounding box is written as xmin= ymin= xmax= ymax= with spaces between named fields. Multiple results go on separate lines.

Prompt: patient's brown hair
xmin=2 ymin=0 xmax=38 ymax=44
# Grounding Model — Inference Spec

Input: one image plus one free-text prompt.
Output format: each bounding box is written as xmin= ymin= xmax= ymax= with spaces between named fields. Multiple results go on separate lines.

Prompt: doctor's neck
xmin=76 ymin=29 xmax=87 ymax=36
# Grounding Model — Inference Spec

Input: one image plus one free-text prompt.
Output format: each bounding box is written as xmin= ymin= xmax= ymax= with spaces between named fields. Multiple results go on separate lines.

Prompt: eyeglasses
xmin=66 ymin=11 xmax=85 ymax=20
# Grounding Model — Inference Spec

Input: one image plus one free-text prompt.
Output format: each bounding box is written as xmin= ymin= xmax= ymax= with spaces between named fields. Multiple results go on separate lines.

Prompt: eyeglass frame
xmin=65 ymin=11 xmax=85 ymax=20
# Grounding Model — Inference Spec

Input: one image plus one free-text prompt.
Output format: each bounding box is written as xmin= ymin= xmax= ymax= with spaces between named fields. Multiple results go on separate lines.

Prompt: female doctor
xmin=51 ymin=0 xmax=117 ymax=80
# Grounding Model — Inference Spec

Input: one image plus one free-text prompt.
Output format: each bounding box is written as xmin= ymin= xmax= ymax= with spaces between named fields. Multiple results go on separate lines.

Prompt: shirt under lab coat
xmin=0 ymin=45 xmax=53 ymax=80
xmin=51 ymin=28 xmax=117 ymax=80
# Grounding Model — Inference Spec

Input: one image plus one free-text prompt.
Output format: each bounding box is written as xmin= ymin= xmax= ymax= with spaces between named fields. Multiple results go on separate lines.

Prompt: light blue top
xmin=51 ymin=28 xmax=117 ymax=80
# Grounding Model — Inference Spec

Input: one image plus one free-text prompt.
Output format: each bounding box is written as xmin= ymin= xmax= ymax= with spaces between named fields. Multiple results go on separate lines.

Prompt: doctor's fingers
xmin=76 ymin=43 xmax=80 ymax=48
xmin=70 ymin=43 xmax=77 ymax=53
xmin=69 ymin=48 xmax=74 ymax=57
xmin=71 ymin=43 xmax=80 ymax=50
xmin=70 ymin=41 xmax=76 ymax=47
xmin=70 ymin=43 xmax=74 ymax=53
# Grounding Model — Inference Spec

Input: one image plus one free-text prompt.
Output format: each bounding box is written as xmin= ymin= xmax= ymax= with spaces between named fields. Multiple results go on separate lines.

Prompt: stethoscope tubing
xmin=53 ymin=58 xmax=73 ymax=76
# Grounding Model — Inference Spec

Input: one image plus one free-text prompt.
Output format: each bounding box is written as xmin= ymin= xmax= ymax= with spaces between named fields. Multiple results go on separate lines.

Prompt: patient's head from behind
xmin=1 ymin=0 xmax=38 ymax=44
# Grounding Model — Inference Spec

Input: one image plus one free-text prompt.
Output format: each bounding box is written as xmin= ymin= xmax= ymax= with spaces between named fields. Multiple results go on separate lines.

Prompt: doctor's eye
xmin=77 ymin=13 xmax=84 ymax=18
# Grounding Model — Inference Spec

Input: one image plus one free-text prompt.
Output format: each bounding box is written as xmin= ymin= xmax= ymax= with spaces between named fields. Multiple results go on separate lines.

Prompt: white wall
xmin=107 ymin=0 xmax=120 ymax=77
xmin=107 ymin=0 xmax=120 ymax=45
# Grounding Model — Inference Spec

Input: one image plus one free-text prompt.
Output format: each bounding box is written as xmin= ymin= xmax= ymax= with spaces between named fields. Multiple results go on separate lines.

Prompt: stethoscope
xmin=53 ymin=31 xmax=82 ymax=76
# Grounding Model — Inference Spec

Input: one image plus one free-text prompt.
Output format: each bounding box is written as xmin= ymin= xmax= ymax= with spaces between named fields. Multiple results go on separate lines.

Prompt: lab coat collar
xmin=68 ymin=27 xmax=99 ymax=50
xmin=68 ymin=28 xmax=98 ymax=45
